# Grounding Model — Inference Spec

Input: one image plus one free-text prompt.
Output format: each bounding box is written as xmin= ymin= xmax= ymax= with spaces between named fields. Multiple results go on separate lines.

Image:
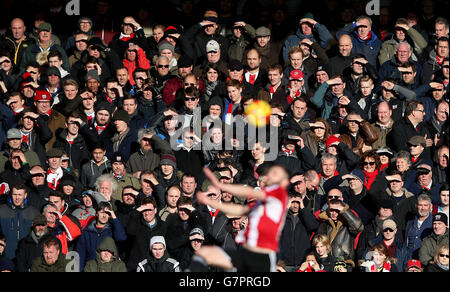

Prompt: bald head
xmin=377 ymin=101 xmax=392 ymax=124
xmin=339 ymin=34 xmax=353 ymax=57
xmin=11 ymin=18 xmax=26 ymax=41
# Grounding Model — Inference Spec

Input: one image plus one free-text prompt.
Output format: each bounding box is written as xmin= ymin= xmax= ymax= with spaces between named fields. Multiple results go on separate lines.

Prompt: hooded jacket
xmin=84 ymin=236 xmax=127 ymax=272
xmin=137 ymin=249 xmax=181 ymax=272
xmin=80 ymin=157 xmax=112 ymax=189
xmin=75 ymin=218 xmax=127 ymax=271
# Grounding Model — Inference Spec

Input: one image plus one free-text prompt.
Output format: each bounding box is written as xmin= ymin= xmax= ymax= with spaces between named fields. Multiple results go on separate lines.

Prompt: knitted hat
xmin=227 ymin=59 xmax=243 ymax=71
xmin=158 ymin=40 xmax=174 ymax=54
xmin=160 ymin=153 xmax=177 ymax=168
xmin=177 ymin=55 xmax=193 ymax=68
xmin=113 ymin=109 xmax=130 ymax=124
xmin=347 ymin=169 xmax=365 ymax=184
xmin=433 ymin=213 xmax=448 ymax=226
xmin=189 ymin=227 xmax=205 ymax=241
xmin=150 ymin=236 xmax=166 ymax=248
xmin=85 ymin=70 xmax=100 ymax=82
xmin=379 ymin=199 xmax=394 ymax=211
xmin=95 ymin=102 xmax=113 ymax=115
xmin=326 ymin=135 xmax=340 ymax=148
xmin=382 ymin=219 xmax=397 ymax=230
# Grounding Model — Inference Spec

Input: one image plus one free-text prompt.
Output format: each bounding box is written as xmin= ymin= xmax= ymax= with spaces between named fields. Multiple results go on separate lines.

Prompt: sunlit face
xmin=301 ymin=22 xmax=313 ymax=35
xmin=114 ymin=119 xmax=128 ymax=133
xmin=99 ymin=180 xmax=112 ymax=197
xmin=86 ymin=79 xmax=100 ymax=92
xmin=43 ymin=245 xmax=59 ymax=265
xmin=8 ymin=95 xmax=24 ymax=112
xmin=440 ymin=190 xmax=449 ymax=206
xmin=11 ymin=188 xmax=27 ymax=207
xmin=339 ymin=36 xmax=353 ymax=57
xmin=331 ymin=79 xmax=345 ymax=95
xmin=96 ymin=110 xmax=110 ymax=126
xmin=436 ymin=41 xmax=449 ymax=58
xmin=0 ymin=57 xmax=12 ymax=72
xmin=31 ymin=168 xmax=46 ymax=186
xmin=100 ymin=250 xmax=113 ymax=263
xmin=360 ymin=81 xmax=374 ymax=97
xmin=388 ymin=175 xmax=404 ymax=193
xmin=251 ymin=143 xmax=265 ymax=160
xmin=396 ymin=43 xmax=412 ymax=64
xmin=396 ymin=158 xmax=410 ymax=173
xmin=289 ymin=52 xmax=303 ymax=70
xmin=316 ymin=71 xmax=329 ymax=84
xmin=372 ymin=249 xmax=386 ymax=266
xmin=166 ymin=188 xmax=180 ymax=208
xmin=206 ymin=51 xmax=220 ymax=63
xmin=47 ymin=157 xmax=62 ymax=170
xmin=401 ymin=67 xmax=416 ymax=84
xmin=315 ymin=242 xmax=328 ymax=257
xmin=208 ymin=104 xmax=221 ymax=119
xmin=116 ymin=69 xmax=129 ymax=86
xmin=417 ymin=199 xmax=432 ymax=217
xmin=394 ymin=27 xmax=406 ymax=41
xmin=322 ymin=158 xmax=337 ymax=178
xmin=268 ymin=69 xmax=282 ymax=86
xmin=178 ymin=204 xmax=192 ymax=221
xmin=247 ymin=50 xmax=261 ymax=70
xmin=82 ymin=195 xmax=93 ymax=207
xmin=81 ymin=91 xmax=95 ymax=110
xmin=64 ymin=85 xmax=78 ymax=100
xmin=363 ymin=156 xmax=377 ymax=173
xmin=435 ymin=23 xmax=449 ymax=39
xmin=438 ymin=147 xmax=449 ymax=168
xmin=35 ymin=100 xmax=51 ymax=114
xmin=356 ymin=18 xmax=371 ymax=38
xmin=347 ymin=114 xmax=361 ymax=134
xmin=156 ymin=59 xmax=169 ymax=76
xmin=123 ymin=98 xmax=137 ymax=115
xmin=140 ymin=174 xmax=154 ymax=195
xmin=112 ymin=161 xmax=125 ymax=175
xmin=97 ymin=208 xmax=110 ymax=225
xmin=48 ymin=56 xmax=62 ymax=69
xmin=313 ymin=121 xmax=326 ymax=139
xmin=142 ymin=203 xmax=157 ymax=223
xmin=151 ymin=243 xmax=165 ymax=259
xmin=210 ymin=127 xmax=223 ymax=144
xmin=11 ymin=19 xmax=26 ymax=40
xmin=433 ymin=221 xmax=446 ymax=235
xmin=227 ymin=86 xmax=242 ymax=103
xmin=125 ymin=48 xmax=137 ymax=62
xmin=180 ymin=176 xmax=196 ymax=195
xmin=438 ymin=248 xmax=449 ymax=266
xmin=153 ymin=27 xmax=164 ymax=43
xmin=191 ymin=238 xmax=203 ymax=251
xmin=256 ymin=36 xmax=270 ymax=47
xmin=38 ymin=30 xmax=51 ymax=44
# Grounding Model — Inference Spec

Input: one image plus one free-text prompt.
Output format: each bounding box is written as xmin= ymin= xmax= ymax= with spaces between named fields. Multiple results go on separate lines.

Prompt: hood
xmin=96 ymin=236 xmax=118 ymax=258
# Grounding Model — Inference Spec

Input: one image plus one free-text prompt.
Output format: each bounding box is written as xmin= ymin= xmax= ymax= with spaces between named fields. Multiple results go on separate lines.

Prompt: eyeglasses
xmin=184 ymin=97 xmax=197 ymax=101
xmin=363 ymin=162 xmax=376 ymax=166
xmin=383 ymin=228 xmax=394 ymax=233
xmin=439 ymin=254 xmax=449 ymax=258
xmin=157 ymin=64 xmax=169 ymax=69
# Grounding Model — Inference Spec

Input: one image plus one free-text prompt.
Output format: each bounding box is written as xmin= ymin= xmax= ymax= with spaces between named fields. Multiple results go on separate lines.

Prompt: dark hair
xmin=405 ymin=100 xmax=423 ymax=116
xmin=48 ymin=190 xmax=64 ymax=200
xmin=181 ymin=172 xmax=196 ymax=182
xmin=141 ymin=196 xmax=157 ymax=208
xmin=177 ymin=195 xmax=193 ymax=208
xmin=11 ymin=183 xmax=28 ymax=193
xmin=96 ymin=201 xmax=113 ymax=212
xmin=440 ymin=183 xmax=449 ymax=193
xmin=47 ymin=50 xmax=63 ymax=61
xmin=360 ymin=150 xmax=381 ymax=170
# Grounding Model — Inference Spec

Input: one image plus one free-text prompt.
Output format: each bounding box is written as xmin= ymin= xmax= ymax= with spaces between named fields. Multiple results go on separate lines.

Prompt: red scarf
xmin=120 ymin=33 xmax=135 ymax=41
xmin=363 ymin=169 xmax=379 ymax=190
xmin=247 ymin=72 xmax=256 ymax=85
xmin=359 ymin=31 xmax=372 ymax=41
xmin=96 ymin=124 xmax=107 ymax=134
xmin=209 ymin=209 xmax=219 ymax=218
xmin=380 ymin=163 xmax=389 ymax=171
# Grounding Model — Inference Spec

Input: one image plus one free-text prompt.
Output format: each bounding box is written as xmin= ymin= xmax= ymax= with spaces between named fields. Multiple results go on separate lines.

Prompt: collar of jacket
xmin=385 ymin=187 xmax=414 ymax=198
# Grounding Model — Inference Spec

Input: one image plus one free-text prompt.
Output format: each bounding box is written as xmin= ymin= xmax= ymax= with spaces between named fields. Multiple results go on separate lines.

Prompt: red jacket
xmin=49 ymin=215 xmax=82 ymax=254
xmin=122 ymin=48 xmax=150 ymax=85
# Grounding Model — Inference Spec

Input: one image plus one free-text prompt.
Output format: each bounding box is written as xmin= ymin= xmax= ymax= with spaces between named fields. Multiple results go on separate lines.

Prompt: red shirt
xmin=237 ymin=184 xmax=288 ymax=252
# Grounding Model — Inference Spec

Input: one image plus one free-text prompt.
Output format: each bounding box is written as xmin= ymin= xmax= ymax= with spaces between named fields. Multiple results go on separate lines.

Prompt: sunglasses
xmin=389 ymin=180 xmax=402 ymax=183
xmin=439 ymin=254 xmax=449 ymax=258
xmin=363 ymin=162 xmax=376 ymax=166
xmin=328 ymin=195 xmax=341 ymax=200
xmin=184 ymin=97 xmax=197 ymax=101
xmin=157 ymin=64 xmax=169 ymax=68
xmin=383 ymin=228 xmax=394 ymax=233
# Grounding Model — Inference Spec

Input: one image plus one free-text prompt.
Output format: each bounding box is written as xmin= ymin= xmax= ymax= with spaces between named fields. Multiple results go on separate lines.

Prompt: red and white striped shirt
xmin=236 ymin=184 xmax=288 ymax=252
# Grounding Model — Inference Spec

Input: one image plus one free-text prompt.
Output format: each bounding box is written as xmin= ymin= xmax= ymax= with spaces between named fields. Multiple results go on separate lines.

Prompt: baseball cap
xmin=189 ymin=228 xmax=205 ymax=241
xmin=206 ymin=40 xmax=220 ymax=53
xmin=34 ymin=90 xmax=51 ymax=102
xmin=407 ymin=259 xmax=422 ymax=270
xmin=407 ymin=136 xmax=426 ymax=148
xmin=289 ymin=69 xmax=304 ymax=81
xmin=150 ymin=236 xmax=166 ymax=248
xmin=382 ymin=219 xmax=397 ymax=230
xmin=38 ymin=22 xmax=52 ymax=32
xmin=255 ymin=26 xmax=271 ymax=37
xmin=7 ymin=128 xmax=22 ymax=140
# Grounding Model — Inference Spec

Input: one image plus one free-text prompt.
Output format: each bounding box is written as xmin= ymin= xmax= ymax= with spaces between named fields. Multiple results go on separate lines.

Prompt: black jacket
xmin=124 ymin=210 xmax=167 ymax=272
xmin=279 ymin=208 xmax=319 ymax=266
xmin=53 ymin=129 xmax=90 ymax=171
xmin=136 ymin=250 xmax=181 ymax=272
xmin=15 ymin=230 xmax=54 ymax=272
xmin=387 ymin=116 xmax=431 ymax=153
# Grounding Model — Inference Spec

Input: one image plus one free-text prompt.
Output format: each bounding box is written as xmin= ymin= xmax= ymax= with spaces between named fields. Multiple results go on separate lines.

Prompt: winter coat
xmin=15 ymin=230 xmax=54 ymax=272
xmin=316 ymin=204 xmax=364 ymax=261
xmin=75 ymin=218 xmax=127 ymax=271
xmin=338 ymin=121 xmax=379 ymax=156
xmin=80 ymin=158 xmax=112 ymax=189
xmin=405 ymin=215 xmax=433 ymax=259
xmin=282 ymin=23 xmax=333 ymax=63
xmin=425 ymin=262 xmax=450 ymax=272
xmin=279 ymin=208 xmax=319 ymax=267
xmin=30 ymin=250 xmax=70 ymax=272
xmin=387 ymin=116 xmax=431 ymax=153
xmin=422 ymin=50 xmax=445 ymax=84
xmin=0 ymin=145 xmax=41 ymax=173
xmin=366 ymin=233 xmax=410 ymax=272
xmin=125 ymin=210 xmax=167 ymax=272
xmin=122 ymin=48 xmax=151 ymax=86
xmin=53 ymin=129 xmax=90 ymax=171
xmin=137 ymin=250 xmax=181 ymax=272
xmin=419 ymin=229 xmax=449 ymax=267
xmin=20 ymin=42 xmax=69 ymax=72
xmin=378 ymin=28 xmax=427 ymax=66
xmin=336 ymin=22 xmax=382 ymax=68
xmin=371 ymin=119 xmax=394 ymax=149
xmin=40 ymin=109 xmax=67 ymax=151
xmin=0 ymin=198 xmax=39 ymax=259
xmin=126 ymin=135 xmax=172 ymax=174
xmin=83 ymin=237 xmax=127 ymax=272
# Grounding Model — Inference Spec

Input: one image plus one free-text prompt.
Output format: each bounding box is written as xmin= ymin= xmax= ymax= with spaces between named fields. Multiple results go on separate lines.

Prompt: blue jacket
xmin=0 ymin=198 xmax=39 ymax=259
xmin=106 ymin=129 xmax=139 ymax=163
xmin=408 ymin=181 xmax=442 ymax=205
xmin=282 ymin=23 xmax=333 ymax=63
xmin=75 ymin=218 xmax=127 ymax=271
xmin=404 ymin=215 xmax=433 ymax=259
xmin=336 ymin=22 xmax=382 ymax=68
